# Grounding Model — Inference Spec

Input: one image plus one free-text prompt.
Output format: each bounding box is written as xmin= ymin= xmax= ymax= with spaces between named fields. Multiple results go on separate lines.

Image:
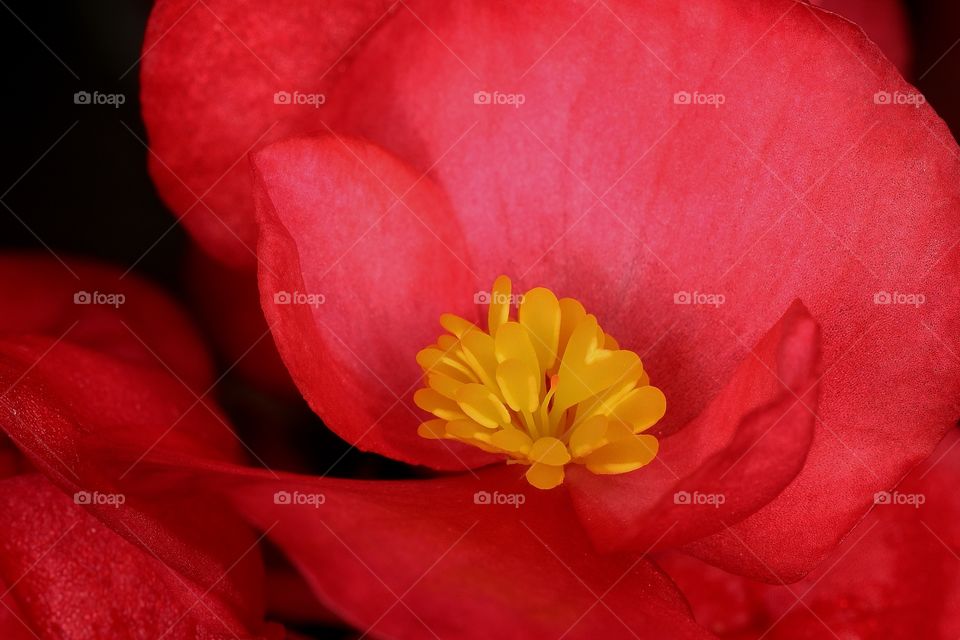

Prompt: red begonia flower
xmin=140 ymin=0 xmax=960 ymax=592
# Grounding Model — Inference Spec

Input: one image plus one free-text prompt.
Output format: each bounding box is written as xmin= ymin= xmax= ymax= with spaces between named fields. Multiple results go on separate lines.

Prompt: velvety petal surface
xmin=252 ymin=134 xmax=492 ymax=470
xmin=322 ymin=0 xmax=960 ymax=580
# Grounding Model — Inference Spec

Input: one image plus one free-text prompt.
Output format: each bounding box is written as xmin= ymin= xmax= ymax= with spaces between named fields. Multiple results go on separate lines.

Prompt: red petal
xmin=0 ymin=577 xmax=35 ymax=640
xmin=568 ymin=301 xmax=819 ymax=553
xmin=0 ymin=474 xmax=280 ymax=639
xmin=252 ymin=134 xmax=491 ymax=470
xmin=323 ymin=0 xmax=960 ymax=580
xmin=265 ymin=560 xmax=343 ymax=627
xmin=140 ymin=0 xmax=398 ymax=266
xmin=756 ymin=428 xmax=960 ymax=638
xmin=0 ymin=338 xmax=271 ymax=629
xmin=182 ymin=463 xmax=711 ymax=640
xmin=0 ymin=253 xmax=213 ymax=391
xmin=660 ymin=429 xmax=960 ymax=639
xmin=0 ymin=258 xmax=274 ymax=636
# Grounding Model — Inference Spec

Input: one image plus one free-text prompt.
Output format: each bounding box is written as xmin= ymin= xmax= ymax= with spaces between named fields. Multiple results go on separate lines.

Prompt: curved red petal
xmin=165 ymin=462 xmax=711 ymax=640
xmin=0 ymin=474 xmax=281 ymax=639
xmin=140 ymin=0 xmax=398 ymax=266
xmin=0 ymin=253 xmax=213 ymax=391
xmin=323 ymin=0 xmax=960 ymax=580
xmin=252 ymin=134 xmax=491 ymax=470
xmin=568 ymin=300 xmax=820 ymax=553
xmin=660 ymin=429 xmax=960 ymax=639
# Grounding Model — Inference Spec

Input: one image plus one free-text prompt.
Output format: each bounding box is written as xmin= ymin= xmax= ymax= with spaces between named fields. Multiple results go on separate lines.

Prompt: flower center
xmin=415 ymin=276 xmax=665 ymax=489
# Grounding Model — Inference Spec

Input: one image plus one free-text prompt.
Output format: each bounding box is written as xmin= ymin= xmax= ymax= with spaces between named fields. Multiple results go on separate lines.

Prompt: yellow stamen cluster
xmin=415 ymin=276 xmax=665 ymax=489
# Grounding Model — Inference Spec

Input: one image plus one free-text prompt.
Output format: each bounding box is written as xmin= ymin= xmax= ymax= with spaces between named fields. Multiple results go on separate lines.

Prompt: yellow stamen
xmin=415 ymin=276 xmax=666 ymax=489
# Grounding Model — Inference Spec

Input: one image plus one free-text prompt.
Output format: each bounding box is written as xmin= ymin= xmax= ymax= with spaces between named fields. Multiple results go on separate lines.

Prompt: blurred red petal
xmin=140 ymin=0 xmax=397 ymax=266
xmin=252 ymin=134 xmax=491 ymax=470
xmin=761 ymin=428 xmax=960 ymax=638
xmin=0 ymin=474 xmax=281 ymax=639
xmin=264 ymin=559 xmax=344 ymax=628
xmin=0 ymin=337 xmax=272 ymax=635
xmin=0 ymin=253 xmax=212 ymax=391
xmin=0 ymin=257 xmax=274 ymax=636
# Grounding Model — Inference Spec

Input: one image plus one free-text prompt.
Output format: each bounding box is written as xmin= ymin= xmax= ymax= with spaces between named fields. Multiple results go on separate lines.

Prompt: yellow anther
xmin=415 ymin=276 xmax=665 ymax=489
